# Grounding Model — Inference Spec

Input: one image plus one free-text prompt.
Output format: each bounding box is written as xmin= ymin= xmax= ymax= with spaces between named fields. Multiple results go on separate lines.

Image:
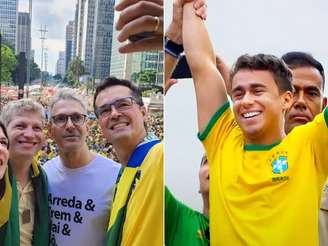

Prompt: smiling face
xmin=7 ymin=111 xmax=45 ymax=160
xmin=231 ymin=69 xmax=292 ymax=144
xmin=49 ymin=99 xmax=88 ymax=152
xmin=285 ymin=66 xmax=327 ymax=133
xmin=95 ymin=85 xmax=147 ymax=148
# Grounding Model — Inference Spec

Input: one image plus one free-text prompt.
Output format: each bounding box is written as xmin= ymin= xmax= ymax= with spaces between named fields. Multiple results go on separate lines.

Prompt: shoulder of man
xmin=42 ymin=155 xmax=60 ymax=172
xmin=92 ymin=154 xmax=122 ymax=178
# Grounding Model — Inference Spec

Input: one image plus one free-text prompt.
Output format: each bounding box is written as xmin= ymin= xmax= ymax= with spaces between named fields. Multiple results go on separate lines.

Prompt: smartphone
xmin=171 ymin=55 xmax=192 ymax=79
xmin=128 ymin=32 xmax=154 ymax=42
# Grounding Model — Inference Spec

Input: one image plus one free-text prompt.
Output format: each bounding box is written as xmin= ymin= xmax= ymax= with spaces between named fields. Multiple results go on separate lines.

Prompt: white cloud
xmin=32 ymin=37 xmax=65 ymax=74
xmin=19 ymin=0 xmax=76 ymax=73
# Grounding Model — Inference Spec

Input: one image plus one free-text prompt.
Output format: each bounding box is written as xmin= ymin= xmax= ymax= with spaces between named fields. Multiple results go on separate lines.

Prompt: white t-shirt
xmin=44 ymin=154 xmax=121 ymax=246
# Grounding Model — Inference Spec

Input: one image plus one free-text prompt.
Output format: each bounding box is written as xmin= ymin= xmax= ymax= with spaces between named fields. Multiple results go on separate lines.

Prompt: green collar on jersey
xmin=244 ymin=140 xmax=281 ymax=151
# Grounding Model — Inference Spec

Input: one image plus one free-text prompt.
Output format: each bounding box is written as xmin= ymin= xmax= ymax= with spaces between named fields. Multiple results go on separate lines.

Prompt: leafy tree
xmin=2 ymin=38 xmax=14 ymax=51
xmin=11 ymin=54 xmax=40 ymax=84
xmin=66 ymin=57 xmax=85 ymax=87
xmin=30 ymin=59 xmax=41 ymax=81
xmin=0 ymin=45 xmax=17 ymax=85
xmin=85 ymin=78 xmax=94 ymax=94
xmin=137 ymin=70 xmax=157 ymax=85
xmin=42 ymin=71 xmax=51 ymax=83
xmin=131 ymin=72 xmax=138 ymax=83
xmin=64 ymin=70 xmax=76 ymax=87
xmin=53 ymin=74 xmax=62 ymax=80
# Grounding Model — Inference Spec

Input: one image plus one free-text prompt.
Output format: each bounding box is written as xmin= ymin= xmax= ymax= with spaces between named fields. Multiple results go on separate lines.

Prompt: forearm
xmin=165 ymin=16 xmax=183 ymax=84
xmin=165 ymin=53 xmax=179 ymax=84
xmin=182 ymin=3 xmax=215 ymax=73
xmin=182 ymin=2 xmax=228 ymax=132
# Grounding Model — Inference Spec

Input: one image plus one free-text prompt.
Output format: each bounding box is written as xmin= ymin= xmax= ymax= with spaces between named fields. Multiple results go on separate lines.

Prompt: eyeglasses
xmin=51 ymin=113 xmax=87 ymax=127
xmin=95 ymin=96 xmax=139 ymax=118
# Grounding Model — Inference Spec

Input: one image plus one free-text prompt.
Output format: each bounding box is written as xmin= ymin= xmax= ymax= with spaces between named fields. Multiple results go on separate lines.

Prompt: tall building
xmin=140 ymin=51 xmax=163 ymax=86
xmin=109 ymin=25 xmax=131 ymax=79
xmin=65 ymin=20 xmax=74 ymax=70
xmin=91 ymin=0 xmax=115 ymax=80
xmin=74 ymin=0 xmax=115 ymax=81
xmin=75 ymin=0 xmax=86 ymax=58
xmin=81 ymin=0 xmax=96 ymax=75
xmin=16 ymin=12 xmax=30 ymax=56
xmin=0 ymin=0 xmax=18 ymax=49
xmin=110 ymin=31 xmax=164 ymax=87
xmin=56 ymin=51 xmax=66 ymax=77
xmin=72 ymin=2 xmax=79 ymax=58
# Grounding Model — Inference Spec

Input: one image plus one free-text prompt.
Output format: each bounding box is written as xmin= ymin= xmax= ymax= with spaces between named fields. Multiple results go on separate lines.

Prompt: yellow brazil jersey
xmin=198 ymin=102 xmax=328 ymax=246
xmin=107 ymin=142 xmax=163 ymax=246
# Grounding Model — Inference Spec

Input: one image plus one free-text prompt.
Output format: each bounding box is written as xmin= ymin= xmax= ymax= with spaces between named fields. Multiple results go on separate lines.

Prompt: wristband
xmin=165 ymin=37 xmax=184 ymax=59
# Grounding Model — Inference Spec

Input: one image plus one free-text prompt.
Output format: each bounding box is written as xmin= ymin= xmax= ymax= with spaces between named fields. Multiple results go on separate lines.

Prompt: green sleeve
xmin=165 ymin=187 xmax=210 ymax=246
xmin=165 ymin=186 xmax=179 ymax=245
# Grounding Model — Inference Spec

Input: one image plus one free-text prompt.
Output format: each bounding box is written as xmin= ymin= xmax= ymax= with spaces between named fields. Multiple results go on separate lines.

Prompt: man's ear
xmin=282 ymin=90 xmax=293 ymax=112
xmin=140 ymin=105 xmax=148 ymax=119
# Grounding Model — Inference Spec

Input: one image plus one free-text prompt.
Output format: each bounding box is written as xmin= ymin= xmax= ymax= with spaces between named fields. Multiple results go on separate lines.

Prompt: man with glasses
xmin=93 ymin=77 xmax=163 ymax=245
xmin=43 ymin=88 xmax=120 ymax=246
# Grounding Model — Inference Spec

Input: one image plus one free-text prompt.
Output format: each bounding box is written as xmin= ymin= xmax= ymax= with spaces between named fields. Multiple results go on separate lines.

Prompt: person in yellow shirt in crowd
xmin=180 ymin=2 xmax=327 ymax=245
xmin=94 ymin=77 xmax=163 ymax=245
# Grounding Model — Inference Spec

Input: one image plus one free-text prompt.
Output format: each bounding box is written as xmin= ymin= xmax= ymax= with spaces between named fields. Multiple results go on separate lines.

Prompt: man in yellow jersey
xmin=93 ymin=77 xmax=163 ymax=245
xmin=181 ymin=3 xmax=328 ymax=246
xmin=282 ymin=51 xmax=327 ymax=246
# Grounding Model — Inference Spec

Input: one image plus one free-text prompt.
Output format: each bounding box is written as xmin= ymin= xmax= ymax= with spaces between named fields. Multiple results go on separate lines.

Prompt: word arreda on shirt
xmin=48 ymin=193 xmax=96 ymax=242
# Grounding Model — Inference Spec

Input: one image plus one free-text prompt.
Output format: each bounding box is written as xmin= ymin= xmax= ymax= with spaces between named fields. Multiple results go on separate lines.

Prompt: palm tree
xmin=68 ymin=57 xmax=85 ymax=87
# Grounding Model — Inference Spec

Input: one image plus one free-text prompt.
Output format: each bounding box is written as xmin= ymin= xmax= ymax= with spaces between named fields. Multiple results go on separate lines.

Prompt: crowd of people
xmin=0 ymin=0 xmax=165 ymax=244
xmin=0 ymin=92 xmax=163 ymax=165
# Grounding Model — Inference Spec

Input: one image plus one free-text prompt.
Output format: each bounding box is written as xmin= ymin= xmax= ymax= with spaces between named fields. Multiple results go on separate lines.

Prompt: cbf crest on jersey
xmin=272 ymin=156 xmax=288 ymax=174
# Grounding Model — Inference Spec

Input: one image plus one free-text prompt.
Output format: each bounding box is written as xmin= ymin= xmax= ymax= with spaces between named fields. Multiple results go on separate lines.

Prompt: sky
xmin=19 ymin=0 xmax=76 ymax=74
xmin=165 ymin=0 xmax=328 ymax=211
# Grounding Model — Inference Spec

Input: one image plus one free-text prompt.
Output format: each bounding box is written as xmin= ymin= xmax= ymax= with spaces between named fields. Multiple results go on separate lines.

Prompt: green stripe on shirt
xmin=198 ymin=101 xmax=230 ymax=141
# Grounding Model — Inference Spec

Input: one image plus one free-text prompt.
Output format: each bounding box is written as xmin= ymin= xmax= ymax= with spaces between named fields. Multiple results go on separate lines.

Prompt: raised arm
xmin=183 ymin=3 xmax=228 ymax=133
xmin=164 ymin=22 xmax=181 ymax=94
xmin=216 ymin=54 xmax=231 ymax=95
xmin=165 ymin=0 xmax=207 ymax=94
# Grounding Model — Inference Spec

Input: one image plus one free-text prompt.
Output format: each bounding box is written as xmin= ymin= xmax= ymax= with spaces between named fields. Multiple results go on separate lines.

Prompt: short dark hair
xmin=0 ymin=120 xmax=9 ymax=149
xmin=281 ymin=51 xmax=325 ymax=90
xmin=93 ymin=76 xmax=144 ymax=117
xmin=230 ymin=54 xmax=294 ymax=93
